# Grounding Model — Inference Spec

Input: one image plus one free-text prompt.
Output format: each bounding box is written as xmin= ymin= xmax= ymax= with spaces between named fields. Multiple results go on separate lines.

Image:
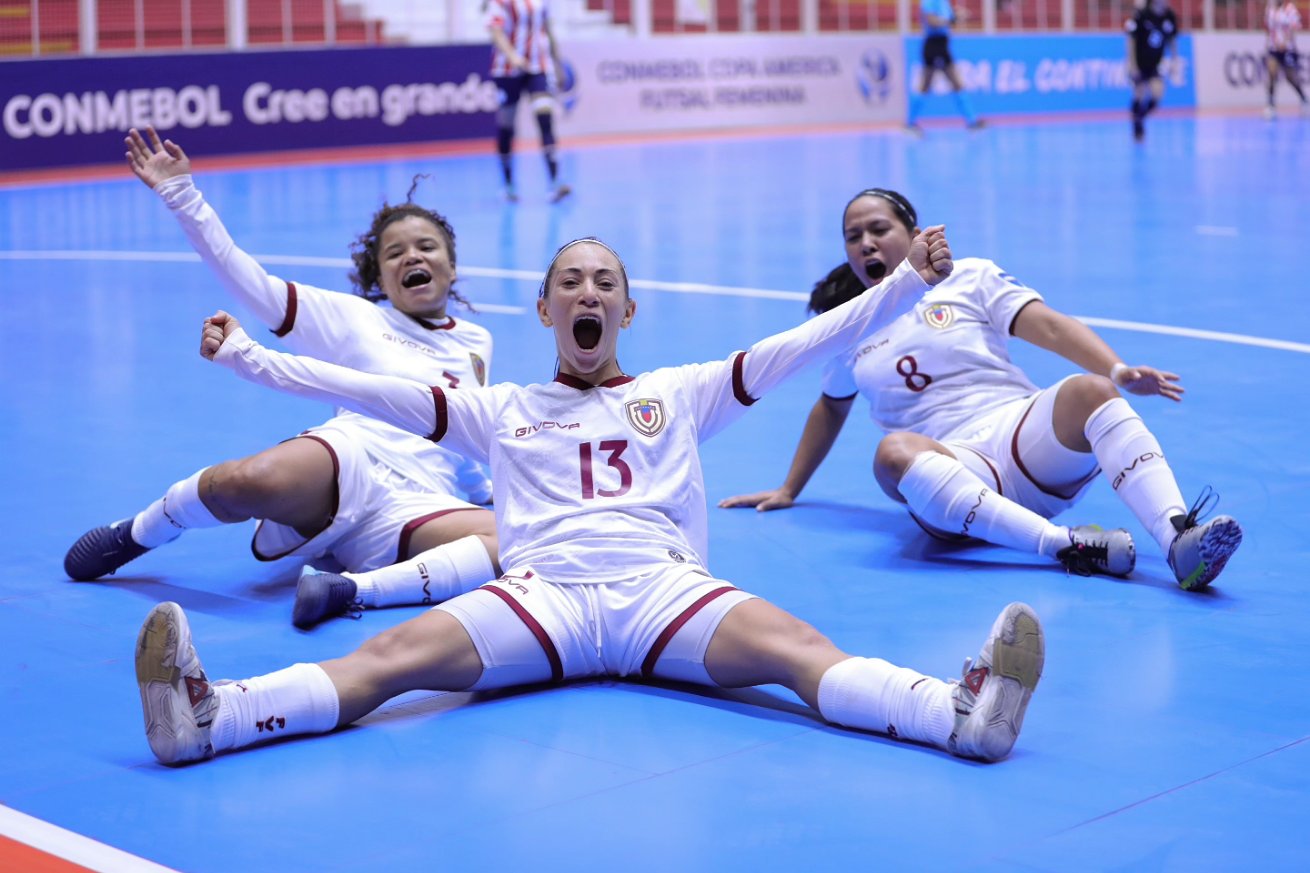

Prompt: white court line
xmin=0 ymin=804 xmax=180 ymax=873
xmin=4 ymin=250 xmax=1308 ymax=355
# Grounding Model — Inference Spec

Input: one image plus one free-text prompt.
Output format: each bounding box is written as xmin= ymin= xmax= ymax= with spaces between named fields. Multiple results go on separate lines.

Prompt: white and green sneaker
xmin=1169 ymin=515 xmax=1242 ymax=591
xmin=135 ymin=602 xmax=218 ymax=765
xmin=947 ymin=602 xmax=1045 ymax=762
xmin=1167 ymin=487 xmax=1242 ymax=591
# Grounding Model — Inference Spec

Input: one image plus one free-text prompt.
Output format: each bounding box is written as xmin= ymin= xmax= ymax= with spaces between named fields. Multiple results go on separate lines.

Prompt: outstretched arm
xmin=127 ymin=127 xmax=290 ymax=329
xmin=202 ymin=311 xmax=450 ymax=437
xmin=719 ymin=393 xmax=855 ymax=511
xmin=1012 ymin=300 xmax=1184 ymax=401
xmin=736 ymin=226 xmax=951 ymax=402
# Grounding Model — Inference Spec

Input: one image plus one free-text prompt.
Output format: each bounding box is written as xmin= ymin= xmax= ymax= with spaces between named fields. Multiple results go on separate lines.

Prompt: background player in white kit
xmin=133 ymin=234 xmax=1048 ymax=767
xmin=1264 ymin=0 xmax=1309 ymax=118
xmin=65 ymin=128 xmax=501 ymax=629
xmin=722 ymin=189 xmax=1242 ymax=592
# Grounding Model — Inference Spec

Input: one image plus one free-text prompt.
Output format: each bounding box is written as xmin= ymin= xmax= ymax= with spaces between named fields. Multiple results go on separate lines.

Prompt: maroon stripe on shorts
xmin=731 ymin=352 xmax=756 ymax=406
xmin=394 ymin=508 xmax=484 ymax=563
xmin=1010 ymin=399 xmax=1094 ymax=501
xmin=641 ymin=586 xmax=738 ymax=680
xmin=272 ymin=282 xmax=299 ymax=337
xmin=250 ymin=433 xmax=339 ymax=562
xmin=480 ymin=584 xmax=563 ymax=682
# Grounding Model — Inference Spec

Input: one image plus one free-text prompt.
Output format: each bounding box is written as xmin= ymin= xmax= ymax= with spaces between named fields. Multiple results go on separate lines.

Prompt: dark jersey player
xmin=1125 ymin=0 xmax=1179 ymax=141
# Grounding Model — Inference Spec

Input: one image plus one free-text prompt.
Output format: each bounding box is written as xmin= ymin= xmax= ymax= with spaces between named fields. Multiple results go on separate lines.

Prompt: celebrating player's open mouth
xmin=401 ymin=267 xmax=432 ymax=292
xmin=573 ymin=314 xmax=603 ymax=351
xmin=863 ymin=259 xmax=888 ymax=284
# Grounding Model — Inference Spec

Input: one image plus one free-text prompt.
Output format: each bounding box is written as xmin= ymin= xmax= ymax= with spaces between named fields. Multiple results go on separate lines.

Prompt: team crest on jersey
xmin=625 ymin=398 xmax=667 ymax=437
xmin=923 ymin=304 xmax=955 ymax=330
xmin=469 ymin=353 xmax=487 ymax=386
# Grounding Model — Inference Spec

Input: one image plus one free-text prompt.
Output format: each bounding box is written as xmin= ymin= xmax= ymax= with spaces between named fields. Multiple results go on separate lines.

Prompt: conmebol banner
xmin=558 ymin=34 xmax=906 ymax=136
xmin=1 ymin=45 xmax=497 ymax=172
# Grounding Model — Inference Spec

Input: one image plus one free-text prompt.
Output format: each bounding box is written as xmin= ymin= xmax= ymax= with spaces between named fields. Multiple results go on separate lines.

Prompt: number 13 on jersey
xmin=579 ymin=440 xmax=632 ymax=499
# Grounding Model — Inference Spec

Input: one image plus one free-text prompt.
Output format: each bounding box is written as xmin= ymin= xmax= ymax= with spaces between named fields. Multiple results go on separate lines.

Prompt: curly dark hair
xmin=806 ymin=262 xmax=867 ymax=315
xmin=347 ymin=175 xmax=473 ymax=311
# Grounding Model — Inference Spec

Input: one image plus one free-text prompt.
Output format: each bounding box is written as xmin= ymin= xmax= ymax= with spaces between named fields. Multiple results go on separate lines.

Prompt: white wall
xmin=1193 ymin=30 xmax=1310 ymax=110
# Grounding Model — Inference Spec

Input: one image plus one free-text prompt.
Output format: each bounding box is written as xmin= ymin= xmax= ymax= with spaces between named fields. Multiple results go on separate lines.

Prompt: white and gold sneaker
xmin=947 ymin=602 xmax=1045 ymax=762
xmin=136 ymin=602 xmax=218 ymax=764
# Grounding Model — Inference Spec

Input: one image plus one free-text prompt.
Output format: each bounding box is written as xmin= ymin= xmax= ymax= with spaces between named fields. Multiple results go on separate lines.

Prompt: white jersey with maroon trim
xmin=432 ymin=365 xmax=753 ymax=583
xmin=820 ymin=257 xmax=1041 ymax=441
xmin=214 ymin=261 xmax=933 ymax=584
xmin=275 ymin=282 xmax=493 ymax=497
xmin=486 ymin=0 xmax=554 ymax=76
xmin=1268 ymin=2 xmax=1301 ymax=51
xmin=154 ymin=174 xmax=493 ymax=498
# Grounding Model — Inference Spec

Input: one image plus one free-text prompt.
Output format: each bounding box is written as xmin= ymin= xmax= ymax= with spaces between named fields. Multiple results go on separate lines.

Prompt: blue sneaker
xmin=1168 ymin=488 xmax=1242 ymax=591
xmin=65 ymin=519 xmax=151 ymax=580
xmin=136 ymin=602 xmax=217 ymax=764
xmin=947 ymin=602 xmax=1045 ymax=762
xmin=292 ymin=566 xmax=361 ymax=630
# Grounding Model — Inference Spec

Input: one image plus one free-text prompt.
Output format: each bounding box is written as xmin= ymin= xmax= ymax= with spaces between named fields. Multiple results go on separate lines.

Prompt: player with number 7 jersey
xmin=131 ymin=231 xmax=1054 ymax=769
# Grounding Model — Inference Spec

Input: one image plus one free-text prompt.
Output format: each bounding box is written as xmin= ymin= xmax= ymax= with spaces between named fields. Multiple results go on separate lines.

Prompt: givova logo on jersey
xmin=625 ymin=398 xmax=667 ymax=437
xmin=923 ymin=303 xmax=955 ymax=329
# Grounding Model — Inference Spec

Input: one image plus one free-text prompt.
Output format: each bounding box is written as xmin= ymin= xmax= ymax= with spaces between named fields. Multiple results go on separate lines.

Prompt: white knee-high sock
xmin=131 ymin=468 xmax=223 ymax=548
xmin=898 ymin=452 xmax=1069 ymax=558
xmin=1085 ymin=398 xmax=1186 ymax=554
xmin=210 ymin=663 xmax=340 ymax=752
xmin=817 ymin=656 xmax=954 ymax=746
xmin=351 ymin=535 xmax=495 ymax=608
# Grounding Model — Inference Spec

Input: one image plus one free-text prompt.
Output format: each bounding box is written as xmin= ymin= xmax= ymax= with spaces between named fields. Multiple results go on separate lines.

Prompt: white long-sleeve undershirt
xmin=156 ymin=174 xmax=289 ymax=329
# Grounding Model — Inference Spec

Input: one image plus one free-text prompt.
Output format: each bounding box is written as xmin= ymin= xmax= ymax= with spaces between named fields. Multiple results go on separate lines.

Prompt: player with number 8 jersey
xmin=131 ymin=232 xmax=1051 ymax=768
xmin=722 ymin=188 xmax=1242 ymax=591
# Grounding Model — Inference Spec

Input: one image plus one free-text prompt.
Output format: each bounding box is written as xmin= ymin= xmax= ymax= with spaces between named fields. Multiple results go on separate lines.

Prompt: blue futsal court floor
xmin=1 ymin=112 xmax=1308 ymax=871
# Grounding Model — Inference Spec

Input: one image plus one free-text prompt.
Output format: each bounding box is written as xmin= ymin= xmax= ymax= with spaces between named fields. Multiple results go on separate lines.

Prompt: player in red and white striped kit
xmin=64 ymin=128 xmax=501 ymax=629
xmin=1264 ymin=0 xmax=1308 ymax=118
xmin=486 ymin=0 xmax=570 ymax=202
xmin=133 ymin=233 xmax=1048 ymax=767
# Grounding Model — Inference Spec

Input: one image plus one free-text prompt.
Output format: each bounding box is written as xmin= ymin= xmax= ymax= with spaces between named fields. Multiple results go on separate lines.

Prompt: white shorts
xmin=251 ymin=426 xmax=479 ymax=571
xmin=942 ymin=375 xmax=1100 ymax=520
xmin=435 ymin=562 xmax=757 ymax=690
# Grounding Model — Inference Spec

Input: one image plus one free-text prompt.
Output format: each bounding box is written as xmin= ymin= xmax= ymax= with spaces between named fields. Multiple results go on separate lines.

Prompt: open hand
xmin=1113 ymin=364 xmax=1184 ymax=402
xmin=125 ymin=126 xmax=191 ymax=189
xmin=718 ymin=488 xmax=796 ymax=512
xmin=201 ymin=310 xmax=242 ymax=361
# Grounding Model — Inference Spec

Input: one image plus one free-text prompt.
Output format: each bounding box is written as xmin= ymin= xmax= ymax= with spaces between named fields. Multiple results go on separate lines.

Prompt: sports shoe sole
xmin=135 ymin=602 xmax=214 ymax=764
xmin=955 ymin=603 xmax=1045 ymax=762
xmin=1179 ymin=516 xmax=1243 ymax=591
